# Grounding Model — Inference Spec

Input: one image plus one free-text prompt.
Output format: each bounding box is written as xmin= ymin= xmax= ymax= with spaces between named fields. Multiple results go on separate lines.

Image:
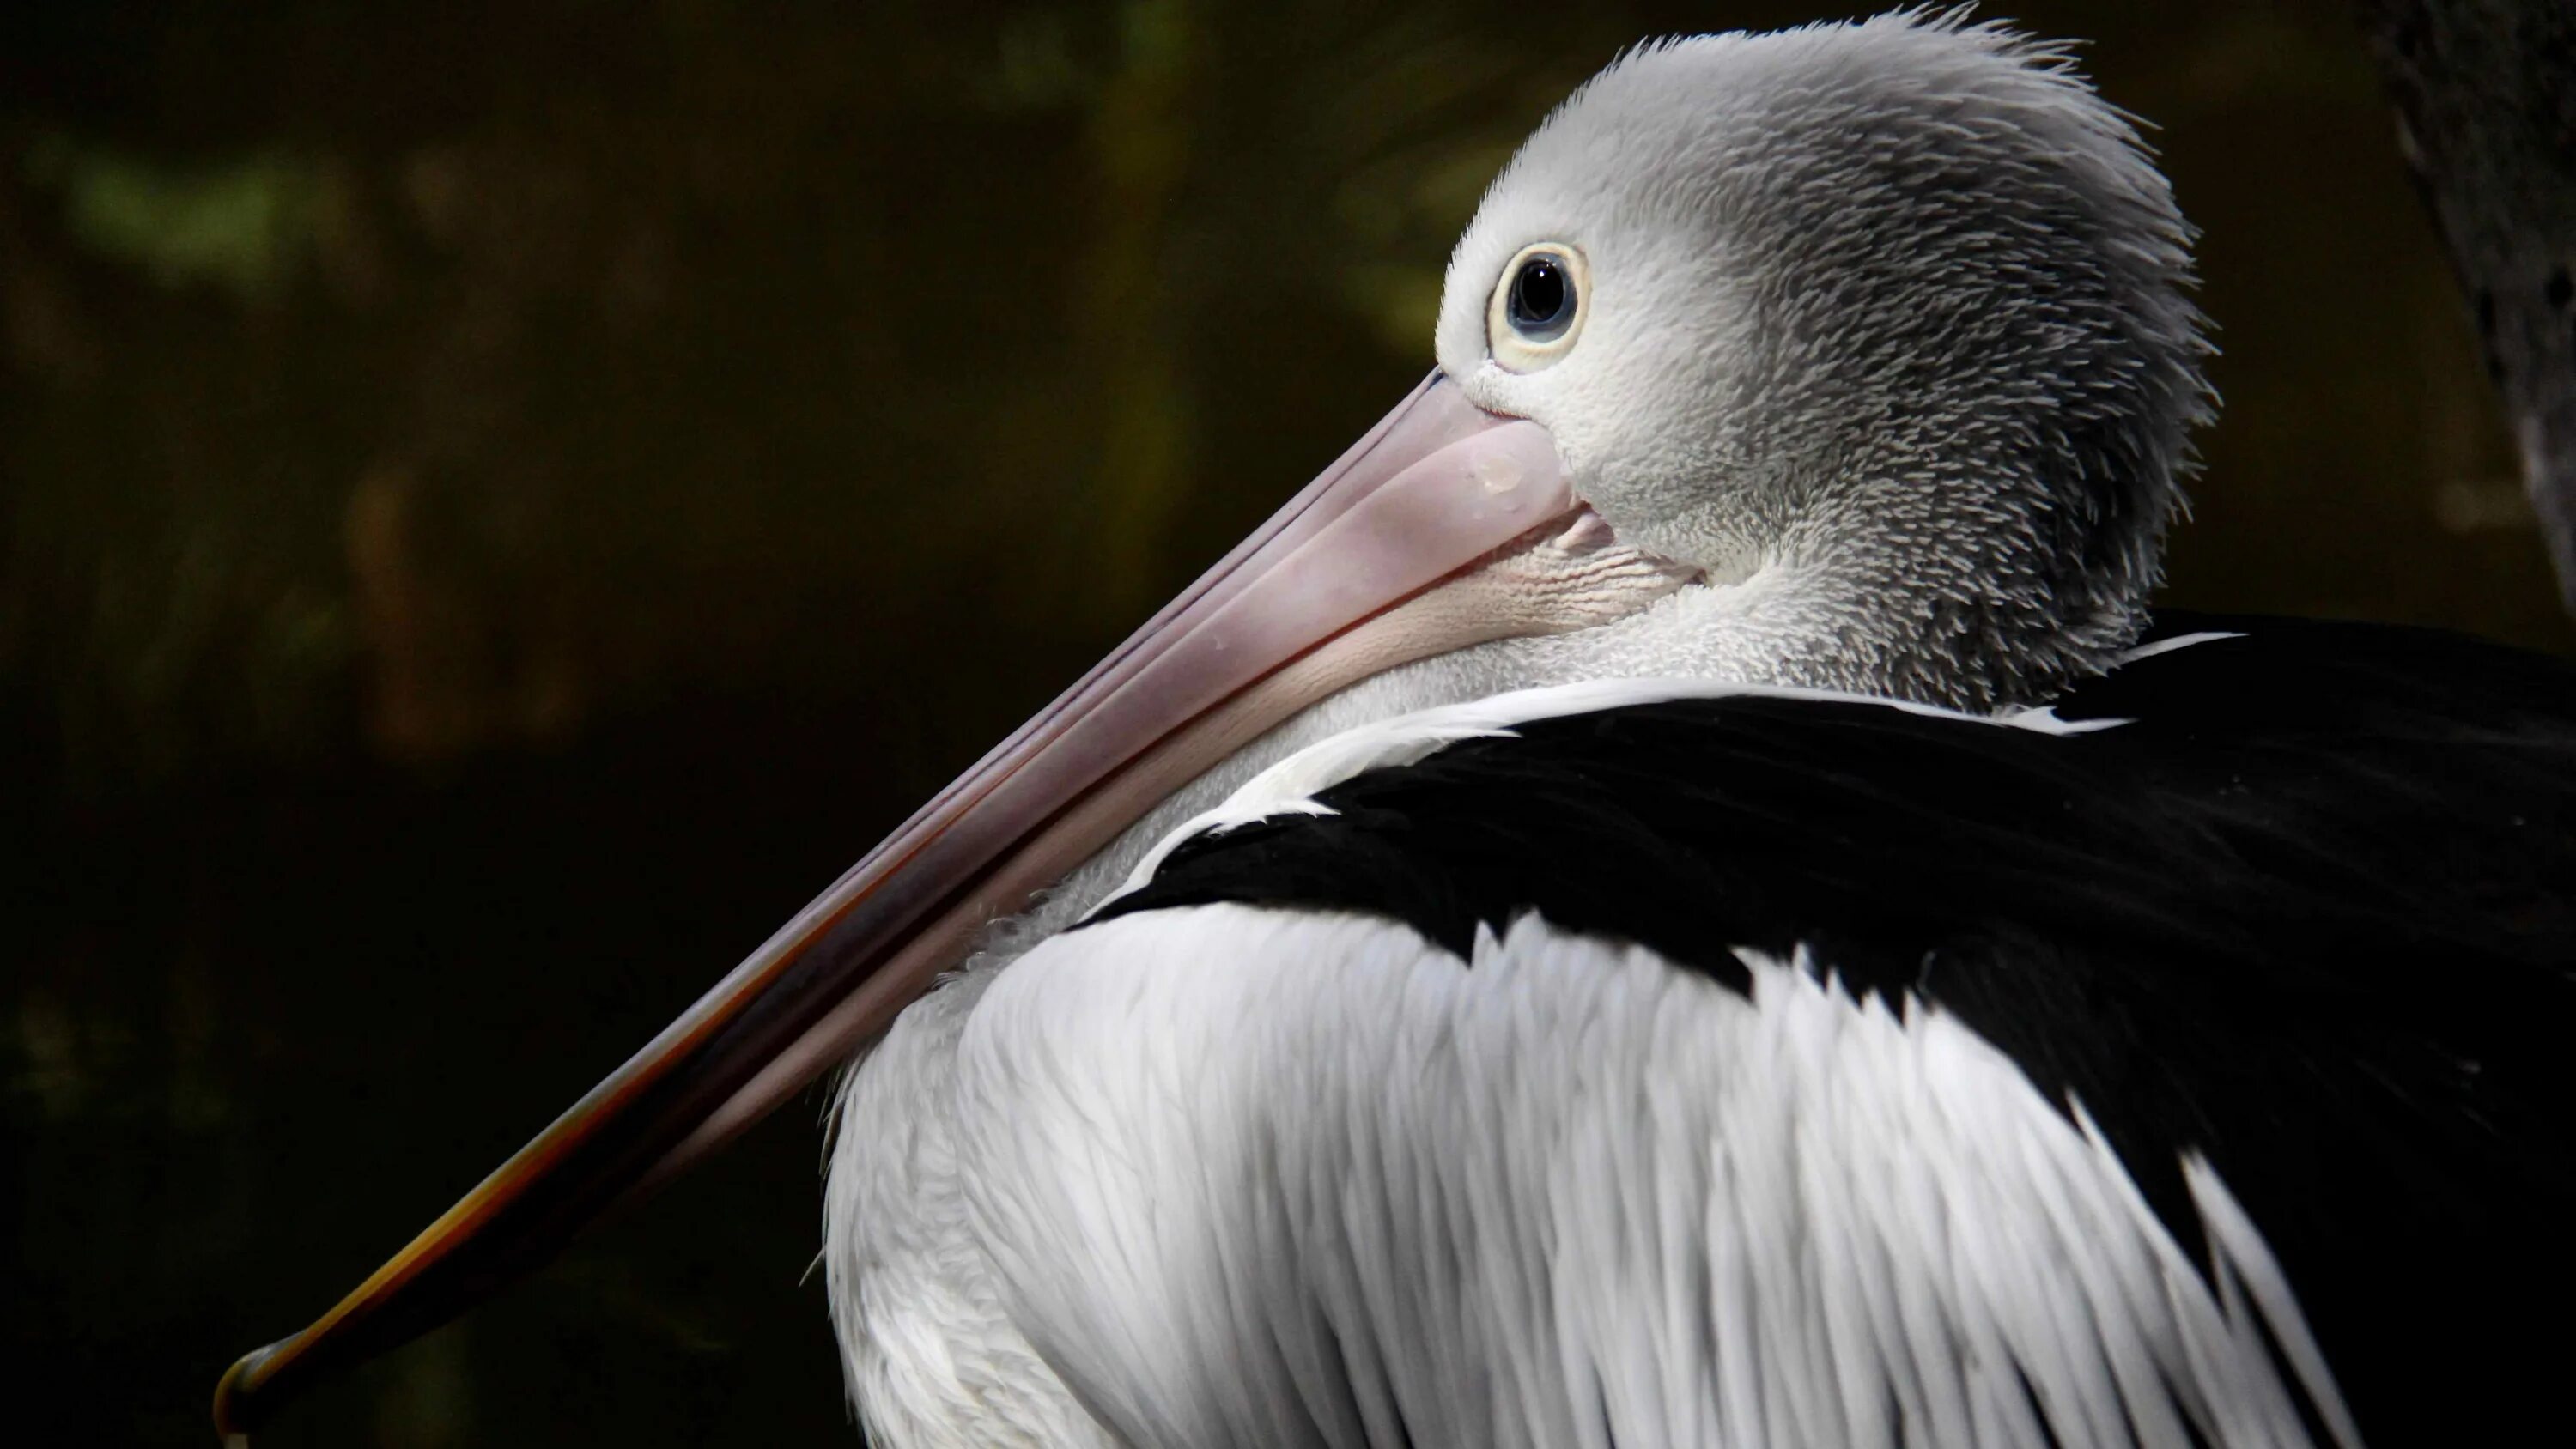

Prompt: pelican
xmin=218 ymin=13 xmax=2576 ymax=1447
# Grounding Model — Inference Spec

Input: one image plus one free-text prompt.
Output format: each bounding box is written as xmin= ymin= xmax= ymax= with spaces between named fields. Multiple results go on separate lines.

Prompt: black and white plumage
xmin=216 ymin=15 xmax=2576 ymax=1449
xmin=840 ymin=621 xmax=2576 ymax=1448
xmin=1080 ymin=618 xmax=2576 ymax=1447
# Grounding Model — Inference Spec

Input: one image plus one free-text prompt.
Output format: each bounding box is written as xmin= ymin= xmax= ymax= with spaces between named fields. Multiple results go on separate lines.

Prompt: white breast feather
xmin=893 ymin=907 xmax=2355 ymax=1449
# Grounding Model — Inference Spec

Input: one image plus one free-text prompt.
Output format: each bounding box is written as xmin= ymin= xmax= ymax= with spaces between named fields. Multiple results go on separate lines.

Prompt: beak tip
xmin=213 ymin=1340 xmax=283 ymax=1439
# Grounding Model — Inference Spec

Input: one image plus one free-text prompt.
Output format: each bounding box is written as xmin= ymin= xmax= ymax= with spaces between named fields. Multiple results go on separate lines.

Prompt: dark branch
xmin=2360 ymin=0 xmax=2576 ymax=614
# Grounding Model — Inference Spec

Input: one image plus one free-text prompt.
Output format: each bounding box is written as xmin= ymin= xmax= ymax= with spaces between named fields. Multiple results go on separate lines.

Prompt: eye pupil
xmin=1508 ymin=254 xmax=1575 ymax=340
xmin=1488 ymin=243 xmax=1585 ymax=367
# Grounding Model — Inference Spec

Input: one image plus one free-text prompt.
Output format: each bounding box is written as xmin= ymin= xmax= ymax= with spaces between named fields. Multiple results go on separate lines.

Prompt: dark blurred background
xmin=4 ymin=2 xmax=2567 ymax=1445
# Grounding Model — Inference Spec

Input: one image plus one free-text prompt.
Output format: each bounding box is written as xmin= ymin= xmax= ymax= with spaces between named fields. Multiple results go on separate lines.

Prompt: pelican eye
xmin=1486 ymin=242 xmax=1589 ymax=372
xmin=1510 ymin=257 xmax=1572 ymax=336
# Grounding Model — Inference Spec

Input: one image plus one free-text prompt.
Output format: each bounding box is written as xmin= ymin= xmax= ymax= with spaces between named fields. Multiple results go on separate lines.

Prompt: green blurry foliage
xmin=27 ymin=137 xmax=319 ymax=296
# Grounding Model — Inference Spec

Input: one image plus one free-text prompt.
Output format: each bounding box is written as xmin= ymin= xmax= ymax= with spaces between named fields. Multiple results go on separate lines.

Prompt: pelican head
xmin=216 ymin=14 xmax=2214 ymax=1436
xmin=1439 ymin=16 xmax=2209 ymax=710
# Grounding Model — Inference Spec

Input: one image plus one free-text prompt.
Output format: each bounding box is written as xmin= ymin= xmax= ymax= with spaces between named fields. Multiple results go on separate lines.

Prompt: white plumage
xmin=842 ymin=902 xmax=2358 ymax=1449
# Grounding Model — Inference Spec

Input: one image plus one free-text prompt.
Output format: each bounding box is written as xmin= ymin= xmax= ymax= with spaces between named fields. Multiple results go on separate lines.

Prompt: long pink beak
xmin=214 ymin=372 xmax=1589 ymax=1435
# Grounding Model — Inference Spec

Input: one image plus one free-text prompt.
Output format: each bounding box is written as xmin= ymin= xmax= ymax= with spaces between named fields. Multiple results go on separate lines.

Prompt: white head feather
xmin=1437 ymin=13 xmax=2213 ymax=709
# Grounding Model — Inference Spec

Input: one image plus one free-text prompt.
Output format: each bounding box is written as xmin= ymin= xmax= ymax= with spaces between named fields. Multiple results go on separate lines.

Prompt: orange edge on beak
xmin=215 ymin=371 xmax=1577 ymax=1435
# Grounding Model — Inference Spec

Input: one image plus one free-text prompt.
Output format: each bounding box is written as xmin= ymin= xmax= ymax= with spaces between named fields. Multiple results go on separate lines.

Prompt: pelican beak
xmin=216 ymin=370 xmax=1680 ymax=1436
